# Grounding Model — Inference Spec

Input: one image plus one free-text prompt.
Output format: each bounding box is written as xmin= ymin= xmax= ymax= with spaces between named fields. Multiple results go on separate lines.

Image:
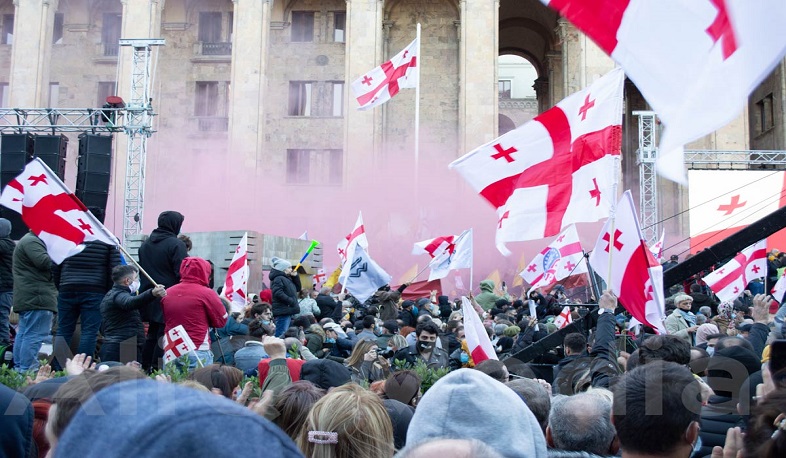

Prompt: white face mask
xmin=129 ymin=279 xmax=141 ymax=294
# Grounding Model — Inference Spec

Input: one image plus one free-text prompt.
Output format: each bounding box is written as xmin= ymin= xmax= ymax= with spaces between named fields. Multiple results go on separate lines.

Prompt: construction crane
xmin=0 ymin=38 xmax=163 ymax=247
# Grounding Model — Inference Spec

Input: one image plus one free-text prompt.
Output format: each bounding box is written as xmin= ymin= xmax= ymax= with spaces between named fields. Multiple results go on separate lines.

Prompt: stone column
xmin=228 ymin=0 xmax=270 ymax=170
xmin=459 ymin=0 xmax=497 ymax=152
xmin=557 ymin=18 xmax=615 ymax=95
xmin=344 ymin=0 xmax=383 ymax=180
xmin=545 ymin=50 xmax=562 ymax=109
xmin=8 ymin=0 xmax=59 ymax=107
xmin=532 ymin=76 xmax=549 ymax=114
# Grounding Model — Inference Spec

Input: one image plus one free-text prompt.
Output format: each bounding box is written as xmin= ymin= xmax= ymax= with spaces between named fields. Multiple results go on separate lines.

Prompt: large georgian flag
xmin=223 ymin=232 xmax=249 ymax=314
xmin=412 ymin=229 xmax=473 ymax=281
xmin=351 ymin=37 xmax=419 ymax=111
xmin=0 ymin=158 xmax=118 ymax=264
xmin=589 ymin=190 xmax=667 ymax=334
xmin=702 ymin=240 xmax=767 ymax=304
xmin=520 ymin=225 xmax=587 ymax=293
xmin=450 ymin=67 xmax=624 ymax=255
xmin=541 ymin=0 xmax=786 ymax=183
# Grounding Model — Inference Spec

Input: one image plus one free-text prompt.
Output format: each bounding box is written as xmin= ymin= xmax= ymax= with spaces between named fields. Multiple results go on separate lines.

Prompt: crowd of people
xmin=1 ymin=211 xmax=786 ymax=458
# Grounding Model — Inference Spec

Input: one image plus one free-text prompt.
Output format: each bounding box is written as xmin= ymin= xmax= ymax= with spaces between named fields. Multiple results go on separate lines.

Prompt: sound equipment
xmin=75 ymin=134 xmax=113 ymax=211
xmin=0 ymin=134 xmax=34 ymax=239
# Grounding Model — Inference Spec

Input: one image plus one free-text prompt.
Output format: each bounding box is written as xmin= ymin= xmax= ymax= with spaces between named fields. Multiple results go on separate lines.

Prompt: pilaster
xmin=8 ymin=0 xmax=59 ymax=107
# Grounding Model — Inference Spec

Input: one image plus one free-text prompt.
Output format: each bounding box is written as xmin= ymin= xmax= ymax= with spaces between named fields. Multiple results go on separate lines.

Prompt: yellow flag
xmin=512 ymin=253 xmax=527 ymax=287
xmin=324 ymin=266 xmax=342 ymax=289
xmin=485 ymin=269 xmax=502 ymax=289
xmin=397 ymin=263 xmax=419 ymax=285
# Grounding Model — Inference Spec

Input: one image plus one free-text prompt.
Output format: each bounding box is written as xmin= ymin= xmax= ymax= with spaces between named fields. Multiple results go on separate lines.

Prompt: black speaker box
xmin=33 ymin=135 xmax=68 ymax=180
xmin=75 ymin=134 xmax=113 ymax=211
xmin=0 ymin=134 xmax=34 ymax=177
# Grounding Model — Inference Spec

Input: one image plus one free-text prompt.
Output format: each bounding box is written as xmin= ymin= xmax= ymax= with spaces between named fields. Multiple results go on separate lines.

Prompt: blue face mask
xmin=262 ymin=320 xmax=271 ymax=325
xmin=413 ymin=306 xmax=419 ymax=315
xmin=325 ymin=337 xmax=336 ymax=344
xmin=460 ymin=352 xmax=469 ymax=363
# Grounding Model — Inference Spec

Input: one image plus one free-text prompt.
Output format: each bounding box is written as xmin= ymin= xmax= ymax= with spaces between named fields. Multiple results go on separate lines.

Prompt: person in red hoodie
xmin=162 ymin=257 xmax=227 ymax=370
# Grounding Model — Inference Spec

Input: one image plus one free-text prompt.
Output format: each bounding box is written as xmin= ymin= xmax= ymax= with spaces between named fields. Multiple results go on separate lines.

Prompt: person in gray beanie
xmin=269 ymin=256 xmax=301 ymax=337
xmin=54 ymin=378 xmax=304 ymax=458
xmin=405 ymin=368 xmax=547 ymax=458
xmin=0 ymin=218 xmax=13 ymax=347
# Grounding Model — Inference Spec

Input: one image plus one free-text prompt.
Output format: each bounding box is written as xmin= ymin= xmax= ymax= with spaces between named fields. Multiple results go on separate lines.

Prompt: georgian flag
xmin=553 ymin=306 xmax=573 ymax=329
xmin=223 ymin=232 xmax=249 ymax=314
xmin=589 ymin=190 xmax=667 ymax=334
xmin=343 ymin=245 xmax=391 ymax=304
xmin=162 ymin=325 xmax=197 ymax=364
xmin=412 ymin=229 xmax=473 ymax=281
xmin=541 ymin=0 xmax=786 ymax=183
xmin=351 ymin=37 xmax=419 ymax=111
xmin=649 ymin=230 xmax=665 ymax=263
xmin=702 ymin=240 xmax=767 ymax=303
xmin=520 ymin=225 xmax=587 ymax=292
xmin=337 ymin=212 xmax=369 ymax=286
xmin=449 ymin=67 xmax=624 ymax=254
xmin=461 ymin=296 xmax=497 ymax=364
xmin=0 ymin=158 xmax=118 ymax=264
xmin=771 ymin=274 xmax=786 ymax=303
xmin=312 ymin=268 xmax=327 ymax=289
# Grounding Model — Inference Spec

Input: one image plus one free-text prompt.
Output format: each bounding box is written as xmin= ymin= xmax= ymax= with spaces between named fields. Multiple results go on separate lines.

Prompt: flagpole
xmin=117 ymin=244 xmax=158 ymax=286
xmin=414 ymin=22 xmax=421 ymax=188
xmin=606 ymin=156 xmax=621 ymax=285
xmin=409 ymin=229 xmax=471 ymax=284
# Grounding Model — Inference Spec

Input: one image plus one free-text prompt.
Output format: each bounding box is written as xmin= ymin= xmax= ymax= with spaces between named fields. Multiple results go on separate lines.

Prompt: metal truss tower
xmin=634 ymin=111 xmax=659 ymax=244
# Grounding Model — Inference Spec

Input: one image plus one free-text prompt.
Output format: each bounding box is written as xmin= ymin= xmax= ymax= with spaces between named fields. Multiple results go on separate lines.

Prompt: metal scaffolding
xmin=634 ymin=111 xmax=659 ymax=244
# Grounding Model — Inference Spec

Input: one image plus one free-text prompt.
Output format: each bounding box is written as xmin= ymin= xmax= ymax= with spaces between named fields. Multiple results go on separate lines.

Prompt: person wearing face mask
xmin=269 ymin=257 xmax=302 ymax=338
xmin=100 ymin=265 xmax=166 ymax=363
xmin=393 ymin=321 xmax=450 ymax=370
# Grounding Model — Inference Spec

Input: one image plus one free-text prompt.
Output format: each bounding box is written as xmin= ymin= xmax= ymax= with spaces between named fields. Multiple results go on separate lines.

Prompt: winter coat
xmin=474 ymin=280 xmax=504 ymax=311
xmin=296 ymin=297 xmax=320 ymax=318
xmin=347 ymin=360 xmax=389 ymax=384
xmin=100 ymin=285 xmax=157 ymax=343
xmin=269 ymin=269 xmax=301 ymax=318
xmin=378 ymin=291 xmax=401 ymax=321
xmin=234 ymin=341 xmax=269 ymax=373
xmin=393 ymin=344 xmax=450 ymax=370
xmin=162 ymin=257 xmax=228 ymax=350
xmin=0 ymin=219 xmax=14 ymax=292
xmin=665 ymin=309 xmax=694 ymax=345
xmin=697 ymin=397 xmax=745 ymax=458
xmin=690 ymin=292 xmax=718 ymax=315
xmin=305 ymin=326 xmax=326 ymax=358
xmin=54 ymin=241 xmax=122 ymax=293
xmin=315 ymin=293 xmax=338 ymax=319
xmin=138 ymin=211 xmax=188 ymax=323
xmin=12 ymin=233 xmax=56 ymax=313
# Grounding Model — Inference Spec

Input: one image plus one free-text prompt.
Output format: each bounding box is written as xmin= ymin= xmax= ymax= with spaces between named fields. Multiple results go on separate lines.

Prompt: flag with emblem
xmin=649 ymin=229 xmax=665 ymax=263
xmin=343 ymin=245 xmax=392 ymax=304
xmin=553 ymin=306 xmax=573 ymax=329
xmin=0 ymin=158 xmax=118 ymax=264
xmin=520 ymin=225 xmax=587 ymax=293
xmin=449 ymin=67 xmax=624 ymax=255
xmin=162 ymin=325 xmax=197 ymax=364
xmin=223 ymin=232 xmax=248 ymax=314
xmin=589 ymin=190 xmax=667 ymax=334
xmin=541 ymin=0 xmax=786 ymax=183
xmin=702 ymin=240 xmax=767 ymax=303
xmin=351 ymin=36 xmax=419 ymax=111
xmin=412 ymin=229 xmax=473 ymax=281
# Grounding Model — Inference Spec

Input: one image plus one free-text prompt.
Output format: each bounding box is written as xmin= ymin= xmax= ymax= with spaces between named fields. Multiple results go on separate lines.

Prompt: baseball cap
xmin=323 ymin=322 xmax=342 ymax=332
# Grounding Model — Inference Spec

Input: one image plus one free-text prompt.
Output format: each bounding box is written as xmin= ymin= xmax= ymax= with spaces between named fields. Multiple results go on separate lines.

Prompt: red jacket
xmin=162 ymin=257 xmax=227 ymax=350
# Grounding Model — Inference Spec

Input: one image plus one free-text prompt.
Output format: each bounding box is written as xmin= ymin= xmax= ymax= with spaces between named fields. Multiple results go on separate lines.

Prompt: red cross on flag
xmin=771 ymin=274 xmax=786 ymax=303
xmin=312 ymin=268 xmax=327 ymax=289
xmin=541 ymin=0 xmax=786 ymax=183
xmin=702 ymin=240 xmax=767 ymax=304
xmin=649 ymin=230 xmax=666 ymax=263
xmin=589 ymin=190 xmax=667 ymax=334
xmin=162 ymin=324 xmax=197 ymax=364
xmin=553 ymin=306 xmax=574 ymax=329
xmin=351 ymin=36 xmax=419 ymax=111
xmin=337 ymin=211 xmax=368 ymax=265
xmin=0 ymin=158 xmax=118 ymax=264
xmin=520 ymin=225 xmax=588 ymax=294
xmin=461 ymin=296 xmax=497 ymax=364
xmin=222 ymin=232 xmax=248 ymax=314
xmin=449 ymin=67 xmax=624 ymax=255
xmin=412 ymin=229 xmax=473 ymax=281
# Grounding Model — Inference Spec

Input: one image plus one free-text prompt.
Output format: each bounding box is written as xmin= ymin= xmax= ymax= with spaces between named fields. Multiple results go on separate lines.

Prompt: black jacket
xmin=316 ymin=293 xmax=339 ymax=319
xmin=0 ymin=237 xmax=13 ymax=292
xmin=54 ymin=241 xmax=122 ymax=293
xmin=138 ymin=211 xmax=187 ymax=323
xmin=269 ymin=269 xmax=301 ymax=317
xmin=696 ymin=397 xmax=745 ymax=458
xmin=100 ymin=285 xmax=157 ymax=343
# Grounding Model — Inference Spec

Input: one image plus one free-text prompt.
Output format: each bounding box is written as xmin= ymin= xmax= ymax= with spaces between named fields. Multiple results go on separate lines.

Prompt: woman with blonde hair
xmin=343 ymin=339 xmax=390 ymax=384
xmin=296 ymin=383 xmax=394 ymax=458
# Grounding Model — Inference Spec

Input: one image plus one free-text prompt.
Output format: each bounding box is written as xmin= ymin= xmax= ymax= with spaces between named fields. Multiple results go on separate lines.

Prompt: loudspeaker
xmin=33 ymin=135 xmax=68 ymax=181
xmin=75 ymin=134 xmax=113 ymax=211
xmin=0 ymin=134 xmax=34 ymax=240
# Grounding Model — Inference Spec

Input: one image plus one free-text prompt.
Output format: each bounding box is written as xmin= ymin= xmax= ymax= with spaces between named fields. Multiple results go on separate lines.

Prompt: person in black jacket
xmin=315 ymin=286 xmax=339 ymax=319
xmin=269 ymin=257 xmax=301 ymax=337
xmin=138 ymin=210 xmax=188 ymax=371
xmin=0 ymin=218 xmax=13 ymax=348
xmin=100 ymin=265 xmax=165 ymax=363
xmin=52 ymin=208 xmax=122 ymax=365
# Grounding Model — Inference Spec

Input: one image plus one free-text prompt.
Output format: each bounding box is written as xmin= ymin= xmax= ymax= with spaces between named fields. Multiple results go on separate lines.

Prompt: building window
xmin=289 ymin=82 xmax=313 ymax=116
xmin=0 ymin=83 xmax=8 ymax=108
xmin=330 ymin=82 xmax=344 ymax=117
xmin=194 ymin=81 xmax=229 ymax=131
xmin=48 ymin=83 xmax=59 ymax=108
xmin=97 ymin=81 xmax=117 ymax=106
xmin=333 ymin=12 xmax=345 ymax=43
xmin=291 ymin=11 xmax=314 ymax=42
xmin=102 ymin=13 xmax=122 ymax=56
xmin=287 ymin=149 xmax=343 ymax=185
xmin=498 ymin=80 xmax=512 ymax=99
xmin=53 ymin=13 xmax=64 ymax=44
xmin=756 ymin=93 xmax=775 ymax=135
xmin=1 ymin=14 xmax=13 ymax=45
xmin=198 ymin=12 xmax=232 ymax=55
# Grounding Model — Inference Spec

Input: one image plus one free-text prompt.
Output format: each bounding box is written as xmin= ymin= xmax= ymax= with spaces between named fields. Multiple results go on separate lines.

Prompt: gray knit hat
xmin=271 ymin=257 xmax=292 ymax=271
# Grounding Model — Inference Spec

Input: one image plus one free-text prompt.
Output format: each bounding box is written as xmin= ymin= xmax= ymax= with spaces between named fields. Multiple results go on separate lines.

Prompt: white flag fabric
xmin=702 ymin=240 xmax=767 ymax=303
xmin=542 ymin=0 xmax=786 ymax=183
xmin=162 ymin=325 xmax=197 ymax=364
xmin=772 ymin=274 xmax=786 ymax=303
xmin=520 ymin=225 xmax=587 ymax=292
xmin=223 ymin=232 xmax=249 ymax=314
xmin=413 ymin=229 xmax=473 ymax=281
xmin=449 ymin=68 xmax=624 ymax=254
xmin=461 ymin=296 xmax=497 ymax=364
xmin=312 ymin=268 xmax=327 ymax=289
xmin=589 ymin=190 xmax=667 ymax=334
xmin=343 ymin=245 xmax=392 ymax=304
xmin=649 ymin=230 xmax=665 ymax=263
xmin=337 ymin=212 xmax=368 ymax=265
xmin=0 ymin=158 xmax=118 ymax=264
xmin=553 ymin=306 xmax=573 ymax=329
xmin=351 ymin=37 xmax=419 ymax=111
xmin=298 ymin=231 xmax=309 ymax=241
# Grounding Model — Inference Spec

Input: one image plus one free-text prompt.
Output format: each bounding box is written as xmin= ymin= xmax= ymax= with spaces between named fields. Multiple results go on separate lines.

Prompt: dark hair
xmin=446 ymin=320 xmax=462 ymax=333
xmin=612 ymin=361 xmax=702 ymax=456
xmin=292 ymin=315 xmax=312 ymax=329
xmin=625 ymin=349 xmax=641 ymax=372
xmin=743 ymin=389 xmax=786 ymax=458
xmin=563 ymin=333 xmax=587 ymax=354
xmin=690 ymin=347 xmax=711 ymax=376
xmin=189 ymin=364 xmax=243 ymax=398
xmin=690 ymin=283 xmax=702 ymax=293
xmin=178 ymin=234 xmax=193 ymax=252
xmin=473 ymin=359 xmax=508 ymax=383
xmin=247 ymin=303 xmax=271 ymax=319
xmin=384 ymin=371 xmax=422 ymax=406
xmin=362 ymin=315 xmax=376 ymax=329
xmin=716 ymin=336 xmax=755 ymax=353
xmin=505 ymin=378 xmax=551 ymax=432
xmin=274 ymin=381 xmax=326 ymax=440
xmin=382 ymin=320 xmax=399 ymax=334
xmin=111 ymin=264 xmax=138 ymax=283
xmin=415 ymin=321 xmax=440 ymax=337
xmin=248 ymin=319 xmax=268 ymax=338
xmin=638 ymin=335 xmax=691 ymax=366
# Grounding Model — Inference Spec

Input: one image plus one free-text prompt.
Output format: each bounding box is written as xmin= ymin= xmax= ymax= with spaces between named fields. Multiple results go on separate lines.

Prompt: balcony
xmin=201 ymin=42 xmax=232 ymax=55
xmin=197 ymin=116 xmax=228 ymax=132
xmin=191 ymin=42 xmax=232 ymax=63
xmin=103 ymin=42 xmax=119 ymax=56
